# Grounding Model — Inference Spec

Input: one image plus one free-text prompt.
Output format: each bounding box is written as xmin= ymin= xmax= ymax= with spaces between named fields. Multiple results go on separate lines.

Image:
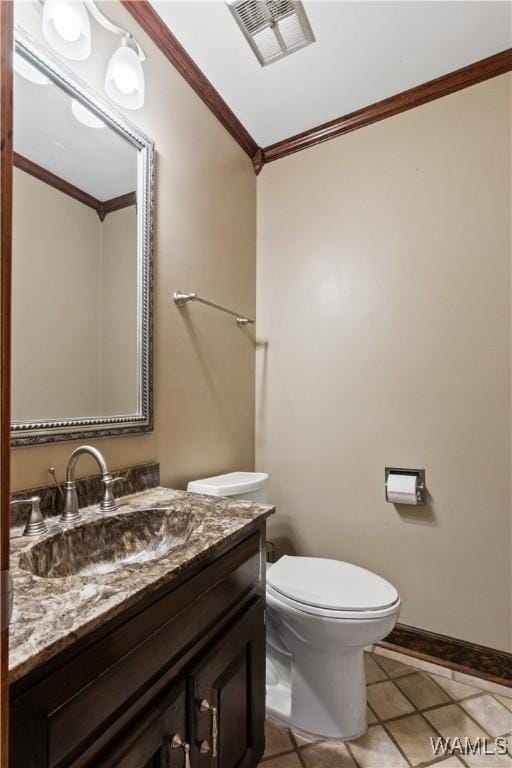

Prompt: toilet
xmin=187 ymin=472 xmax=401 ymax=741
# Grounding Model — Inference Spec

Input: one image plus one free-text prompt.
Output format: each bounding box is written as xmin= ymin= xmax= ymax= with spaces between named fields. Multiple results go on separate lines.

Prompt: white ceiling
xmin=151 ymin=1 xmax=512 ymax=147
xmin=14 ymin=64 xmax=138 ymax=200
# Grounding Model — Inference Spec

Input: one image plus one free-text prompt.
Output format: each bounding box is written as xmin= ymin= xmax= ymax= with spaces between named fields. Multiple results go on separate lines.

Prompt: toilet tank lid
xmin=267 ymin=556 xmax=399 ymax=612
xmin=187 ymin=472 xmax=268 ymax=497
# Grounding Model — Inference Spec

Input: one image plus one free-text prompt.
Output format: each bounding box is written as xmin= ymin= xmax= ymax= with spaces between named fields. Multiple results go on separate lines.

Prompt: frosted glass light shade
xmin=42 ymin=0 xmax=91 ymax=60
xmin=105 ymin=44 xmax=145 ymax=110
xmin=71 ymin=99 xmax=106 ymax=129
xmin=13 ymin=52 xmax=50 ymax=85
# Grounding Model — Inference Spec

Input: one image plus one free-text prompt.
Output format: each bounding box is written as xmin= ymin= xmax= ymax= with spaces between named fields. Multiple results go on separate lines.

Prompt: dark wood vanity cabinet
xmin=9 ymin=528 xmax=266 ymax=768
xmin=187 ymin=599 xmax=265 ymax=768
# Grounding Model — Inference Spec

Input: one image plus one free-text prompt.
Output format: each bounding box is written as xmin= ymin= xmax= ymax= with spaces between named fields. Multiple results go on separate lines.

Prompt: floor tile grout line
xmin=454 ymin=699 xmax=499 ymax=741
xmin=409 ymin=698 xmax=462 ymax=768
xmin=375 ymin=691 xmax=493 ymax=726
xmin=344 ymin=739 xmax=363 ymax=768
xmin=387 ymin=674 xmax=423 ymax=715
xmin=369 ymin=651 xmax=393 ymax=679
xmin=461 ymin=694 xmax=512 ymax=739
xmin=393 ymin=679 xmax=451 ymax=712
xmin=420 ymin=701 xmax=501 ymax=768
xmin=377 ymin=720 xmax=415 ymax=768
xmin=490 ymin=692 xmax=512 ymax=705
xmin=486 ymin=691 xmax=512 ymax=727
xmin=366 ymin=670 xmax=418 ymax=687
xmin=287 ymin=729 xmax=301 ymax=751
xmin=294 ymin=744 xmax=308 ymax=768
xmin=412 ymin=669 xmax=460 ymax=705
xmin=367 ymin=674 xmax=422 ymax=722
xmin=424 ymin=672 xmax=474 ymax=706
xmin=294 ymin=736 xmax=362 ymax=768
xmin=260 ymin=747 xmax=297 ymax=763
xmin=381 ymin=716 xmax=474 ymax=768
xmin=417 ymin=755 xmax=465 ymax=768
xmin=364 ymin=682 xmax=419 ymax=768
xmin=367 ymin=700 xmax=379 ymax=723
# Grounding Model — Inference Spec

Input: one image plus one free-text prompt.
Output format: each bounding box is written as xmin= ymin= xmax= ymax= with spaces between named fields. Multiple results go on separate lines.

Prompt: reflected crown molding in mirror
xmin=12 ymin=27 xmax=154 ymax=446
xmin=13 ymin=152 xmax=136 ymax=221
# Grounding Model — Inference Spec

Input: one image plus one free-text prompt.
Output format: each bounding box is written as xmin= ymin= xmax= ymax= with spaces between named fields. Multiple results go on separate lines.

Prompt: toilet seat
xmin=266 ymin=556 xmax=400 ymax=620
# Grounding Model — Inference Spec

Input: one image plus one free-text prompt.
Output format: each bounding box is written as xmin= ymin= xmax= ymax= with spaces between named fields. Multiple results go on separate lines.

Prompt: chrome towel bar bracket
xmin=173 ymin=291 xmax=254 ymax=327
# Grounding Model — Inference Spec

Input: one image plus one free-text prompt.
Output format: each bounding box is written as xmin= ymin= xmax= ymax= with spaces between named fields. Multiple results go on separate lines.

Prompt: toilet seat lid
xmin=267 ymin=556 xmax=399 ymax=613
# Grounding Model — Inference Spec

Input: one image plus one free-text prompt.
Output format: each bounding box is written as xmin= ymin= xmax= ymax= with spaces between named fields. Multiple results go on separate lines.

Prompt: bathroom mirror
xmin=11 ymin=28 xmax=154 ymax=446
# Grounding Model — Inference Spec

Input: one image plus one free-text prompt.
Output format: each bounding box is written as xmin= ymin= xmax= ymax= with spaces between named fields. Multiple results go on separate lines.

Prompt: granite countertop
xmin=9 ymin=487 xmax=275 ymax=682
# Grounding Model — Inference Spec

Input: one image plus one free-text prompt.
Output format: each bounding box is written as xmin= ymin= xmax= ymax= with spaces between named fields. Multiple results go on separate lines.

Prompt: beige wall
xmin=12 ymin=168 xmax=102 ymax=420
xmin=100 ymin=205 xmax=138 ymax=415
xmin=12 ymin=1 xmax=256 ymax=490
xmin=256 ymin=75 xmax=512 ymax=650
xmin=12 ymin=171 xmax=139 ymax=420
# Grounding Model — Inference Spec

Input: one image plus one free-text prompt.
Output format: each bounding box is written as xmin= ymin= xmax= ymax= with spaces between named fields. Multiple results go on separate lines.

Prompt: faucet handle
xmin=99 ymin=474 xmax=126 ymax=513
xmin=11 ymin=496 xmax=47 ymax=537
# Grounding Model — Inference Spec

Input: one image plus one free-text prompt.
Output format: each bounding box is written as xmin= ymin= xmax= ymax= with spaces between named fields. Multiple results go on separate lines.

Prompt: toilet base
xmin=266 ymin=644 xmax=368 ymax=741
xmin=266 ymin=691 xmax=368 ymax=742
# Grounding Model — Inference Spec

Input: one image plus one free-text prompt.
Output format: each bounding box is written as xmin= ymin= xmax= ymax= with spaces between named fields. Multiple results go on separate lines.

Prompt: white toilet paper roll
xmin=387 ymin=473 xmax=418 ymax=505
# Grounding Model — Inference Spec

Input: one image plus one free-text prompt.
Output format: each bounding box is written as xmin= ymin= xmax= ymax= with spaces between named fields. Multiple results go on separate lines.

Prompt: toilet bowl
xmin=186 ymin=471 xmax=400 ymax=741
xmin=266 ymin=556 xmax=400 ymax=740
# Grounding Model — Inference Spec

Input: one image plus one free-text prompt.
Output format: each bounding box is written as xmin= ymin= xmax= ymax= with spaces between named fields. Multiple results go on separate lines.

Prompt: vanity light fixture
xmin=42 ymin=0 xmax=92 ymax=60
xmin=40 ymin=0 xmax=146 ymax=109
xmin=71 ymin=99 xmax=106 ymax=129
xmin=105 ymin=39 xmax=145 ymax=110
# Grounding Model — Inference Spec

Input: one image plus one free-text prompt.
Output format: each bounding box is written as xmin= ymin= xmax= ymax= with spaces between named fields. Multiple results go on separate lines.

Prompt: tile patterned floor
xmin=260 ymin=649 xmax=512 ymax=768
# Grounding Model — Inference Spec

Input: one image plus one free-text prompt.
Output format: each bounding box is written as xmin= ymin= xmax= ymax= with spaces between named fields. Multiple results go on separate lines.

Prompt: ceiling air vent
xmin=228 ymin=0 xmax=315 ymax=66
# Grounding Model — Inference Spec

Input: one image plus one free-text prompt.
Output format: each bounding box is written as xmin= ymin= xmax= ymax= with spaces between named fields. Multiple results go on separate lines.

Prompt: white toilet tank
xmin=187 ymin=471 xmax=268 ymax=504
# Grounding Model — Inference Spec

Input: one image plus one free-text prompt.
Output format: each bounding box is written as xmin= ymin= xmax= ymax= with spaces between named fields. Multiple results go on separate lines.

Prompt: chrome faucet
xmin=61 ymin=446 xmax=123 ymax=524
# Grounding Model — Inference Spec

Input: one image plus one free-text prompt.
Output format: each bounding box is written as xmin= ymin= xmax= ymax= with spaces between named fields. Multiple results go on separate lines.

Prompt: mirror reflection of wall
xmin=12 ymin=49 xmax=140 ymax=423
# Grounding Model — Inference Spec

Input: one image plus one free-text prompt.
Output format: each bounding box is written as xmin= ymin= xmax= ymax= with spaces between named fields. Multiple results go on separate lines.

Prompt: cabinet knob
xmin=198 ymin=699 xmax=217 ymax=757
xmin=169 ymin=734 xmax=191 ymax=768
xmin=199 ymin=739 xmax=211 ymax=754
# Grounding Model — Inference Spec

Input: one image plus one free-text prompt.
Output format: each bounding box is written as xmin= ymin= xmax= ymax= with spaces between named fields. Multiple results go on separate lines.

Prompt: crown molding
xmin=121 ymin=0 xmax=259 ymax=162
xmin=99 ymin=191 xmax=137 ymax=220
xmin=260 ymin=48 xmax=512 ymax=166
xmin=14 ymin=153 xmax=136 ymax=221
xmin=118 ymin=3 xmax=512 ymax=174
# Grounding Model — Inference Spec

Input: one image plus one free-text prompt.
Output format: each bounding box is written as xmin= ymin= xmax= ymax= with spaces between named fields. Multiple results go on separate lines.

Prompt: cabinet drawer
xmin=10 ymin=531 xmax=262 ymax=768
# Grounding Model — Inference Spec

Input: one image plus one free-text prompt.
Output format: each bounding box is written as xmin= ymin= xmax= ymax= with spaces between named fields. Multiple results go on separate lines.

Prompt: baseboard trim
xmin=381 ymin=623 xmax=512 ymax=688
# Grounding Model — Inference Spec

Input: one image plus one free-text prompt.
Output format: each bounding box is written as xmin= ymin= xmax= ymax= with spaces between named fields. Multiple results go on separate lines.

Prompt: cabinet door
xmin=188 ymin=598 xmax=265 ymax=768
xmin=92 ymin=678 xmax=189 ymax=768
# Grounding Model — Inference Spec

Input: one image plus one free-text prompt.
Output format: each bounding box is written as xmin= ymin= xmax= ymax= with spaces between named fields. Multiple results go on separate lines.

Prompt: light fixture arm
xmin=83 ymin=0 xmax=146 ymax=61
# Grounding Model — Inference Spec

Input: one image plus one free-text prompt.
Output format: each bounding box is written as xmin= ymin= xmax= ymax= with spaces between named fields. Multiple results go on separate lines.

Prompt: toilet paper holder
xmin=385 ymin=467 xmax=426 ymax=505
